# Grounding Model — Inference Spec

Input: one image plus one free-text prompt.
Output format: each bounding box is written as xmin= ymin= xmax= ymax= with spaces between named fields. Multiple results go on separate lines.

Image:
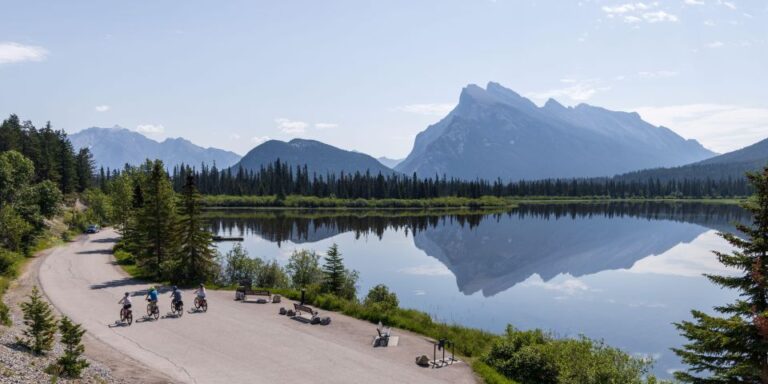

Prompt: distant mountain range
xmin=69 ymin=127 xmax=241 ymax=170
xmin=619 ymin=137 xmax=768 ymax=181
xmin=395 ymin=82 xmax=716 ymax=180
xmin=377 ymin=157 xmax=404 ymax=169
xmin=231 ymin=139 xmax=395 ymax=176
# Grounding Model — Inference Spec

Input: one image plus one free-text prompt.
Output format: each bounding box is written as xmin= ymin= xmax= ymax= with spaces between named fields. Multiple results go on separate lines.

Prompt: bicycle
xmin=146 ymin=300 xmax=160 ymax=320
xmin=171 ymin=300 xmax=184 ymax=317
xmin=120 ymin=307 xmax=133 ymax=325
xmin=194 ymin=296 xmax=208 ymax=312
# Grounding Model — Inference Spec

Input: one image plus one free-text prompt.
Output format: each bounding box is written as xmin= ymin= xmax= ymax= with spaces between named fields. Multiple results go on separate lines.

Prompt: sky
xmin=1 ymin=0 xmax=766 ymax=158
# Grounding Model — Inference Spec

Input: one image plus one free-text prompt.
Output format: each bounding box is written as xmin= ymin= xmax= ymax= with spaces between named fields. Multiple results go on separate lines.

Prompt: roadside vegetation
xmin=0 ymin=115 xmax=97 ymax=325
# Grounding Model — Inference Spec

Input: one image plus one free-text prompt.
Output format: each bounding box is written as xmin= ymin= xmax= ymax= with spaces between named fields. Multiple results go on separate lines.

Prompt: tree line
xmin=90 ymin=159 xmax=755 ymax=199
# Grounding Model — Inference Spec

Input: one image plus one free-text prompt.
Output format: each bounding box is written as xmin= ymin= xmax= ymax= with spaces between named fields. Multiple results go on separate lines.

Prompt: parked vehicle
xmin=85 ymin=224 xmax=100 ymax=234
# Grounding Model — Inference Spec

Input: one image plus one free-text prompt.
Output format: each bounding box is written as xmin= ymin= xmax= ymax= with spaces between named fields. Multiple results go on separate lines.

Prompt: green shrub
xmin=484 ymin=326 xmax=654 ymax=384
xmin=20 ymin=286 xmax=57 ymax=355
xmin=54 ymin=317 xmax=89 ymax=377
xmin=364 ymin=284 xmax=399 ymax=311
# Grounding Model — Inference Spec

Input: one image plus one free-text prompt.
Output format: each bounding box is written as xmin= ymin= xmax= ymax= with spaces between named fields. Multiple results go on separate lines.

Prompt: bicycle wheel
xmin=178 ymin=303 xmax=183 ymax=317
xmin=127 ymin=312 xmax=133 ymax=326
xmin=201 ymin=300 xmax=208 ymax=312
xmin=146 ymin=303 xmax=152 ymax=317
xmin=194 ymin=297 xmax=201 ymax=310
xmin=152 ymin=305 xmax=159 ymax=320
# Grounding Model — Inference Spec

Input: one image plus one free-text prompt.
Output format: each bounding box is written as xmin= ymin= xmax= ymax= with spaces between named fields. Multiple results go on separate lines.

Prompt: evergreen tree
xmin=673 ymin=166 xmax=768 ymax=383
xmin=322 ymin=243 xmax=346 ymax=295
xmin=317 ymin=244 xmax=358 ymax=300
xmin=20 ymin=286 xmax=57 ymax=355
xmin=74 ymin=147 xmax=94 ymax=193
xmin=55 ymin=317 xmax=89 ymax=377
xmin=174 ymin=174 xmax=217 ymax=284
xmin=137 ymin=160 xmax=177 ymax=279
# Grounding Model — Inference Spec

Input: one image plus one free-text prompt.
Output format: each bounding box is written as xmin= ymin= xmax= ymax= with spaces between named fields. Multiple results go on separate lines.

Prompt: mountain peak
xmin=396 ymin=81 xmax=716 ymax=180
xmin=234 ymin=138 xmax=394 ymax=176
xmin=543 ymin=98 xmax=567 ymax=111
xmin=69 ymin=128 xmax=241 ymax=169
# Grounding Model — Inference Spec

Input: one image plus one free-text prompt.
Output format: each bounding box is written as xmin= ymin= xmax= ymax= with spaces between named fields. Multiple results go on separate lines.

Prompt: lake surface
xmin=209 ymin=202 xmax=748 ymax=377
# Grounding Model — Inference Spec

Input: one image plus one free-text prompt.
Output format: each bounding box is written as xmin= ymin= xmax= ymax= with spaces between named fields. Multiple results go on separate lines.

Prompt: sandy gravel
xmin=36 ymin=229 xmax=476 ymax=384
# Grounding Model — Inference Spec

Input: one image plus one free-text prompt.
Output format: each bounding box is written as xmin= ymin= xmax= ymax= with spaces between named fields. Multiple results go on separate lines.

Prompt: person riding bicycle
xmin=194 ymin=283 xmax=206 ymax=301
xmin=145 ymin=286 xmax=158 ymax=308
xmin=170 ymin=286 xmax=183 ymax=310
xmin=118 ymin=292 xmax=132 ymax=315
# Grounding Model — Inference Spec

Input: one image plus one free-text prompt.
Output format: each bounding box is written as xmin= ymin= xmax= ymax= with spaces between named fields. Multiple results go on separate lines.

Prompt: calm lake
xmin=209 ymin=202 xmax=747 ymax=377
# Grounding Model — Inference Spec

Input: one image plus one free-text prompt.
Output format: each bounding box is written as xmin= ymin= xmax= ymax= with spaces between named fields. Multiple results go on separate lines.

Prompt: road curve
xmin=38 ymin=229 xmax=476 ymax=384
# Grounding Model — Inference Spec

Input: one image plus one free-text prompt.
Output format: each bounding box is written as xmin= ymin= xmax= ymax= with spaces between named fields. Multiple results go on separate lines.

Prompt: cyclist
xmin=118 ymin=292 xmax=132 ymax=317
xmin=170 ymin=286 xmax=183 ymax=310
xmin=194 ymin=283 xmax=206 ymax=301
xmin=145 ymin=286 xmax=158 ymax=310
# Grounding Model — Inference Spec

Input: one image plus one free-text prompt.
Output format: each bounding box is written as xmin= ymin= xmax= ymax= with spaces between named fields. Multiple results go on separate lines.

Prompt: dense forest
xmin=93 ymin=160 xmax=753 ymax=200
xmin=0 ymin=115 xmax=93 ymax=323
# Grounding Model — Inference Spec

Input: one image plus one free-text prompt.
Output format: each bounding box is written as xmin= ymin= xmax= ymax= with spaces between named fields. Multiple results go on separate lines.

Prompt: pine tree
xmin=137 ymin=160 xmax=177 ymax=279
xmin=174 ymin=173 xmax=217 ymax=284
xmin=321 ymin=243 xmax=348 ymax=296
xmin=673 ymin=166 xmax=768 ymax=383
xmin=20 ymin=286 xmax=57 ymax=355
xmin=55 ymin=317 xmax=89 ymax=377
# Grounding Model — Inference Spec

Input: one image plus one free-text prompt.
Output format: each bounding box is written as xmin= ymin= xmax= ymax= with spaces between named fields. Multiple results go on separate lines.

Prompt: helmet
xmin=172 ymin=286 xmax=178 ymax=291
xmin=124 ymin=292 xmax=130 ymax=296
xmin=199 ymin=283 xmax=204 ymax=288
xmin=149 ymin=286 xmax=155 ymax=291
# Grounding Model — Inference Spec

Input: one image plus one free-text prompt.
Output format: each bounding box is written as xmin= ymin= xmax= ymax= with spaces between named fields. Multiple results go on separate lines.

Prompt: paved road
xmin=38 ymin=229 xmax=476 ymax=384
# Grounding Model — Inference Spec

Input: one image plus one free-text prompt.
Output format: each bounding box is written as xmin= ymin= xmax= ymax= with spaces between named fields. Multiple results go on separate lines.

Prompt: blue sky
xmin=1 ymin=0 xmax=766 ymax=157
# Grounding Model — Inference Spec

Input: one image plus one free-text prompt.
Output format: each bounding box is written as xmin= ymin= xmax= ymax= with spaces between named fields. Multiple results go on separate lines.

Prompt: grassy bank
xmin=202 ymin=195 xmax=516 ymax=209
xmin=201 ymin=194 xmax=744 ymax=210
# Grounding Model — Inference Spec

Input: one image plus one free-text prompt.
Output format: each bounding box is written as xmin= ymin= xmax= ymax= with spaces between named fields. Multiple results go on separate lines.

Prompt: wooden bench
xmin=293 ymin=303 xmax=318 ymax=322
xmin=239 ymin=289 xmax=271 ymax=302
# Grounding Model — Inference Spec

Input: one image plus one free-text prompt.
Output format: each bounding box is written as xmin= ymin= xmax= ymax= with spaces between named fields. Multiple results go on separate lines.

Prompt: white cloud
xmin=229 ymin=133 xmax=241 ymax=140
xmin=708 ymin=40 xmax=725 ymax=48
xmin=684 ymin=0 xmax=705 ymax=5
xmin=643 ymin=11 xmax=679 ymax=22
xmin=136 ymin=124 xmax=165 ymax=134
xmin=251 ymin=136 xmax=270 ymax=144
xmin=0 ymin=42 xmax=48 ymax=64
xmin=529 ymin=79 xmax=609 ymax=102
xmin=631 ymin=103 xmax=768 ymax=152
xmin=602 ymin=2 xmax=651 ymax=14
xmin=274 ymin=118 xmax=308 ymax=135
xmin=519 ymin=274 xmax=592 ymax=296
xmin=628 ymin=231 xmax=736 ymax=277
xmin=399 ymin=264 xmax=452 ymax=276
xmin=395 ymin=103 xmax=455 ymax=116
xmin=314 ymin=122 xmax=338 ymax=130
xmin=703 ymin=20 xmax=716 ymax=26
xmin=602 ymin=3 xmax=679 ymax=23
xmin=94 ymin=105 xmax=111 ymax=112
xmin=718 ymin=0 xmax=736 ymax=9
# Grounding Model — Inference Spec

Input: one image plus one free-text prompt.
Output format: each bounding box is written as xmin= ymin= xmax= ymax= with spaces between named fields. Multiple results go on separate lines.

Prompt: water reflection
xmin=209 ymin=203 xmax=747 ymax=297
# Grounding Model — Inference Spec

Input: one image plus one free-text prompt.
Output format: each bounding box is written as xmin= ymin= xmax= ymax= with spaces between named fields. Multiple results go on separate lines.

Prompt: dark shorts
xmin=122 ymin=304 xmax=132 ymax=310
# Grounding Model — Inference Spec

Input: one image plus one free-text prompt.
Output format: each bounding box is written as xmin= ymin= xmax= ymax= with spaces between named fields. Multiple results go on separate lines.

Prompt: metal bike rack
xmin=431 ymin=338 xmax=458 ymax=368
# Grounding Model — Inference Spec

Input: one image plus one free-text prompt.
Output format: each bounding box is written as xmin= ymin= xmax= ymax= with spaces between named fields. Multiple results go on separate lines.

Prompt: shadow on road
xmin=91 ymin=237 xmax=119 ymax=243
xmin=90 ymin=278 xmax=138 ymax=290
xmin=77 ymin=249 xmax=112 ymax=255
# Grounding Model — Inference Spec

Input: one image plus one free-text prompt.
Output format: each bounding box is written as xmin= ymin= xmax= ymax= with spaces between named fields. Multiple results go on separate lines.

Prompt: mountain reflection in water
xmin=209 ymin=203 xmax=748 ymax=297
